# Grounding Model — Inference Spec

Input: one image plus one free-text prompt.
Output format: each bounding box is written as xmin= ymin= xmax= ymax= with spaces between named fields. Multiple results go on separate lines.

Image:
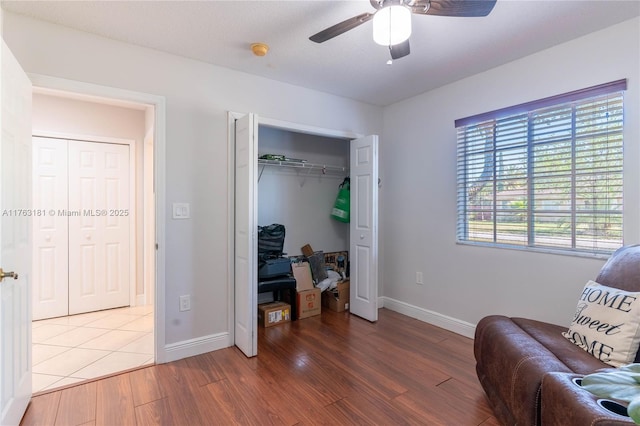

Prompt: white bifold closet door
xmin=32 ymin=137 xmax=69 ymax=319
xmin=68 ymin=140 xmax=130 ymax=315
xmin=32 ymin=137 xmax=130 ymax=320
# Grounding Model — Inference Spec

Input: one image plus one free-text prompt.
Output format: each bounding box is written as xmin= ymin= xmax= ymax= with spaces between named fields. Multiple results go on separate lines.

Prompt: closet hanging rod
xmin=257 ymin=158 xmax=347 ymax=173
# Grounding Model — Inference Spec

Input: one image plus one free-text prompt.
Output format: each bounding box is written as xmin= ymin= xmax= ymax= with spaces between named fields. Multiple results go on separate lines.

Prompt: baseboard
xmin=135 ymin=294 xmax=145 ymax=306
xmin=162 ymin=332 xmax=231 ymax=363
xmin=381 ymin=297 xmax=476 ymax=339
xmin=160 ymin=301 xmax=473 ymax=363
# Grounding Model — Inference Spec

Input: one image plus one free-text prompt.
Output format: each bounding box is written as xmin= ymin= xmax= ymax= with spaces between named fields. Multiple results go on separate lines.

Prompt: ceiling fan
xmin=309 ymin=0 xmax=497 ymax=61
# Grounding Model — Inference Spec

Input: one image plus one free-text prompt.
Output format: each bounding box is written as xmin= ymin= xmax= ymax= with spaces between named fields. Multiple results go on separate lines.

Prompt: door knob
xmin=0 ymin=268 xmax=18 ymax=282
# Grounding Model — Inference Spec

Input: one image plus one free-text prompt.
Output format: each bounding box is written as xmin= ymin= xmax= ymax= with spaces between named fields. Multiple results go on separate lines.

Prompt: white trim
xmin=153 ymin=101 xmax=166 ymax=363
xmin=456 ymin=240 xmax=611 ymax=260
xmin=381 ymin=296 xmax=477 ymax=339
xmin=163 ymin=332 xmax=231 ymax=363
xmin=258 ymin=116 xmax=363 ymax=140
xmin=128 ymin=141 xmax=136 ymax=307
xmin=135 ymin=294 xmax=145 ymax=306
xmin=28 ymin=73 xmax=168 ymax=364
xmin=142 ymin=114 xmax=155 ymax=307
xmin=30 ymin=75 xmax=153 ymax=110
xmin=32 ymin=130 xmax=134 ymax=146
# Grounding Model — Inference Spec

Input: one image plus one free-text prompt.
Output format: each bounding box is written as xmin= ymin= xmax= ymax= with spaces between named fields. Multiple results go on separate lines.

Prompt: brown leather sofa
xmin=474 ymin=245 xmax=640 ymax=425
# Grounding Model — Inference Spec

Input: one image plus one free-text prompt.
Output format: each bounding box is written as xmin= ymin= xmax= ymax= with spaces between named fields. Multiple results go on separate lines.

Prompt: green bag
xmin=331 ymin=177 xmax=350 ymax=223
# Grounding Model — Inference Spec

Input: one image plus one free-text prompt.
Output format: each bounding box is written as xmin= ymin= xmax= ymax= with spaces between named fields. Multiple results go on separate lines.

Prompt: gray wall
xmin=380 ymin=17 xmax=640 ymax=331
xmin=258 ymin=127 xmax=350 ymax=256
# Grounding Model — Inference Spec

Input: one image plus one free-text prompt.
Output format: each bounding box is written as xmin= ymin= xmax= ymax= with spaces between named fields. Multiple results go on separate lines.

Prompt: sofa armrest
xmin=541 ymin=372 xmax=634 ymax=425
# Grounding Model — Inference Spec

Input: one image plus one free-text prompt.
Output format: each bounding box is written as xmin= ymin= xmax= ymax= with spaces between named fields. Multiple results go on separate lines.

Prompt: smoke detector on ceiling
xmin=251 ymin=43 xmax=269 ymax=57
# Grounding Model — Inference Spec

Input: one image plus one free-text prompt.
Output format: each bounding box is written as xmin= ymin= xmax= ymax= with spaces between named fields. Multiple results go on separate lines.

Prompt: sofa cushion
xmin=512 ymin=318 xmax=608 ymax=375
xmin=563 ymin=280 xmax=640 ymax=367
xmin=595 ymin=245 xmax=640 ymax=292
xmin=475 ymin=315 xmax=573 ymax=425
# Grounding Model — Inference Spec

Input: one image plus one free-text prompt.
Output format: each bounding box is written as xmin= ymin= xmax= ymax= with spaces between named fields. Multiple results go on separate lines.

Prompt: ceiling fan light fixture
xmin=372 ymin=4 xmax=411 ymax=46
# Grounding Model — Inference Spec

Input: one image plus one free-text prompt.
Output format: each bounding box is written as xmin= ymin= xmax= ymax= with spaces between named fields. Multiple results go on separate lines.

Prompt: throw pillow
xmin=563 ymin=280 xmax=640 ymax=367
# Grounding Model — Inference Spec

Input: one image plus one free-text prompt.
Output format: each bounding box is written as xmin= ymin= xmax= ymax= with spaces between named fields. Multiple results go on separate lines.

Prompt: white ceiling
xmin=3 ymin=0 xmax=639 ymax=106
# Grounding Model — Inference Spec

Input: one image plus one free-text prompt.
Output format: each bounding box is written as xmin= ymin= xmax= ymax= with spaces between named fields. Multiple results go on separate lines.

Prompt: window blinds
xmin=456 ymin=80 xmax=626 ymax=255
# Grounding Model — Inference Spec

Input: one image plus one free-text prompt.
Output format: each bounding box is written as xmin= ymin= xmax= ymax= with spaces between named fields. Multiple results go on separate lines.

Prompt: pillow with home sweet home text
xmin=563 ymin=280 xmax=640 ymax=367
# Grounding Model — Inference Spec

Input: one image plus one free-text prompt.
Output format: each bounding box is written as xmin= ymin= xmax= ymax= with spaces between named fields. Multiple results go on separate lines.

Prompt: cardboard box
xmin=288 ymin=262 xmax=321 ymax=319
xmin=322 ymin=280 xmax=350 ymax=312
xmin=291 ymin=261 xmax=314 ymax=290
xmin=301 ymin=244 xmax=314 ymax=258
xmin=258 ymin=302 xmax=291 ymax=327
xmin=323 ymin=251 xmax=348 ymax=277
xmin=295 ymin=288 xmax=321 ymax=318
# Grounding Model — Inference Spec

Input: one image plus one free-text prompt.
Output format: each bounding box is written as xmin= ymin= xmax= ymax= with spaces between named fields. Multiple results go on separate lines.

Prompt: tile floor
xmin=32 ymin=305 xmax=154 ymax=393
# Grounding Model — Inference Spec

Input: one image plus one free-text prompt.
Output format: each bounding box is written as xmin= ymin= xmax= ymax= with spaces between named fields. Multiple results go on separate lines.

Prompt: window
xmin=456 ymin=80 xmax=626 ymax=255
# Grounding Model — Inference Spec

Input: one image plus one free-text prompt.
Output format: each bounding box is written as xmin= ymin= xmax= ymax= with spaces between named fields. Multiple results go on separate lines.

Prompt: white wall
xmin=380 ymin=17 xmax=640 ymax=332
xmin=3 ymin=12 xmax=383 ymax=349
xmin=258 ymin=127 xmax=350 ymax=256
xmin=31 ymin=93 xmax=147 ymax=300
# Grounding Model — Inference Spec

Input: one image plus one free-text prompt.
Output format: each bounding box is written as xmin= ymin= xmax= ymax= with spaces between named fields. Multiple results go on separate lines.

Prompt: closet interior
xmin=256 ymin=126 xmax=351 ymax=326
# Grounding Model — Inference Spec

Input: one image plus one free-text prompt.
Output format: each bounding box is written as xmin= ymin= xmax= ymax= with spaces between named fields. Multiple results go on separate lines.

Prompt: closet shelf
xmin=258 ymin=158 xmax=347 ymax=175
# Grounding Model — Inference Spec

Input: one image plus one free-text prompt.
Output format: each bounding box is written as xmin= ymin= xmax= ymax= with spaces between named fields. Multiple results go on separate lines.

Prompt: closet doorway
xmin=230 ymin=113 xmax=379 ymax=358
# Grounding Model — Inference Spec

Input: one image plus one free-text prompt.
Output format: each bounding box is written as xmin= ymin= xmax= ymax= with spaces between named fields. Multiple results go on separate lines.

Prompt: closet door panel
xmin=102 ymin=146 xmax=129 ymax=303
xmin=234 ymin=113 xmax=258 ymax=357
xmin=68 ymin=141 xmax=130 ymax=315
xmin=349 ymin=135 xmax=378 ymax=322
xmin=32 ymin=137 xmax=69 ymax=320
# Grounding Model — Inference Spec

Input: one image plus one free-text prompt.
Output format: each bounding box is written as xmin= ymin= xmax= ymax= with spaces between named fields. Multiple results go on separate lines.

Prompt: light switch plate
xmin=172 ymin=203 xmax=190 ymax=219
xmin=179 ymin=295 xmax=191 ymax=311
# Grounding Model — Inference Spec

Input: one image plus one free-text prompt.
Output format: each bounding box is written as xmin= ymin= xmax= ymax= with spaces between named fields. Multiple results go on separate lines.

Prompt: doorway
xmin=229 ymin=112 xmax=379 ymax=358
xmin=29 ymin=89 xmax=157 ymax=393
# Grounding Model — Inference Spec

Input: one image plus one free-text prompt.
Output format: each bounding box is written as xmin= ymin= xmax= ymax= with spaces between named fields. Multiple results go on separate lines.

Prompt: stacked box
xmin=258 ymin=301 xmax=291 ymax=327
xmin=286 ymin=262 xmax=321 ymax=319
xmin=322 ymin=280 xmax=350 ymax=312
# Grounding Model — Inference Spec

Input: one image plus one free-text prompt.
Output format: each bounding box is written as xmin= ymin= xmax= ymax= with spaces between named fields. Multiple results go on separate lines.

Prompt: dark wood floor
xmin=20 ymin=308 xmax=500 ymax=425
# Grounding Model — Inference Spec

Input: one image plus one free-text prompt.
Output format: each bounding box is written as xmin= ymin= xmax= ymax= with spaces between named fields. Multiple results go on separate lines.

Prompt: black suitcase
xmin=258 ymin=257 xmax=291 ymax=279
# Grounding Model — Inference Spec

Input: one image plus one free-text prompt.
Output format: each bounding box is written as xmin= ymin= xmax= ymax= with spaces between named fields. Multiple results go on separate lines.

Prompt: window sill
xmin=455 ymin=240 xmax=612 ymax=260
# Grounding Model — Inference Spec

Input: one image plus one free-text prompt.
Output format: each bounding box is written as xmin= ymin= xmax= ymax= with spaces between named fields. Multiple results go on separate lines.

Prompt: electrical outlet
xmin=179 ymin=295 xmax=191 ymax=311
xmin=416 ymin=271 xmax=424 ymax=285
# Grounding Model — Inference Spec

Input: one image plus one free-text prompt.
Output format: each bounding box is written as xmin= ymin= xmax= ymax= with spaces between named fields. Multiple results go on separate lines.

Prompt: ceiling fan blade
xmin=309 ymin=12 xmax=374 ymax=43
xmin=412 ymin=0 xmax=497 ymax=17
xmin=390 ymin=39 xmax=410 ymax=60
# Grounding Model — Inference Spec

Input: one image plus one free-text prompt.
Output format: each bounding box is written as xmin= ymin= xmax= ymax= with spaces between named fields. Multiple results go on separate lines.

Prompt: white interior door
xmin=32 ymin=137 xmax=69 ymax=320
xmin=349 ymin=135 xmax=379 ymax=322
xmin=68 ymin=141 xmax=130 ymax=315
xmin=0 ymin=40 xmax=33 ymax=426
xmin=234 ymin=114 xmax=257 ymax=357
